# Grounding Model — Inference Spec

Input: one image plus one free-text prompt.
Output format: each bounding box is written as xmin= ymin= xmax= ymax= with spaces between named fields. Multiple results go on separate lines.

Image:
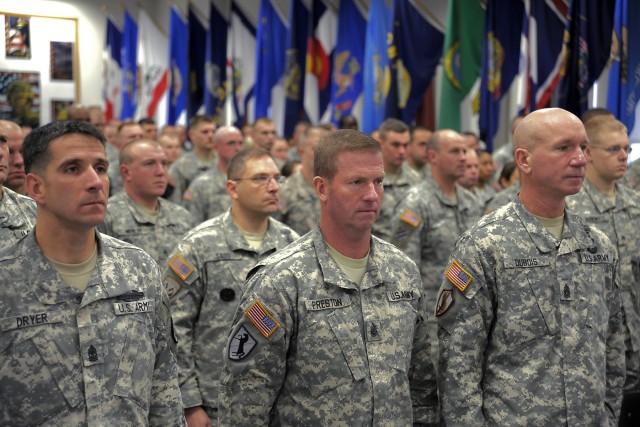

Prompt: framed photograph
xmin=5 ymin=14 xmax=31 ymax=59
xmin=51 ymin=99 xmax=73 ymax=121
xmin=50 ymin=41 xmax=74 ymax=80
xmin=0 ymin=71 xmax=40 ymax=128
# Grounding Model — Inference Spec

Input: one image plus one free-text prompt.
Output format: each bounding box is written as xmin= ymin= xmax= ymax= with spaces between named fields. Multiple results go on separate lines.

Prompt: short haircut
xmin=119 ymin=139 xmax=161 ymax=164
xmin=299 ymin=125 xmax=329 ymax=150
xmin=188 ymin=115 xmax=215 ymax=130
xmin=215 ymin=125 xmax=242 ymax=140
xmin=227 ymin=147 xmax=272 ymax=180
xmin=314 ymin=129 xmax=381 ymax=179
xmin=138 ymin=117 xmax=156 ymax=126
xmin=581 ymin=108 xmax=614 ymax=124
xmin=117 ymin=120 xmax=139 ymax=134
xmin=425 ymin=130 xmax=443 ymax=151
xmin=378 ymin=118 xmax=409 ymax=141
xmin=24 ymin=120 xmax=106 ymax=174
xmin=585 ymin=116 xmax=627 ymax=145
xmin=253 ymin=117 xmax=274 ymax=127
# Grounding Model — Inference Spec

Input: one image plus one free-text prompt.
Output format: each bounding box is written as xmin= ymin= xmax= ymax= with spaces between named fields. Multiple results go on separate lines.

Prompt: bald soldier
xmin=437 ymin=108 xmax=625 ymax=426
xmin=98 ymin=139 xmax=195 ymax=265
xmin=182 ymin=126 xmax=244 ymax=224
xmin=278 ymin=125 xmax=329 ymax=235
xmin=0 ymin=120 xmax=27 ymax=195
xmin=567 ymin=117 xmax=640 ymax=391
xmin=164 ymin=148 xmax=299 ymax=426
xmin=0 ymin=120 xmax=37 ymax=249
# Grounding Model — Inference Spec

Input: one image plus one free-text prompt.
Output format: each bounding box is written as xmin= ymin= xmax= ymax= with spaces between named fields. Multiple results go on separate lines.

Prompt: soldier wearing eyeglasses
xmin=567 ymin=116 xmax=640 ymax=391
xmin=162 ymin=147 xmax=299 ymax=427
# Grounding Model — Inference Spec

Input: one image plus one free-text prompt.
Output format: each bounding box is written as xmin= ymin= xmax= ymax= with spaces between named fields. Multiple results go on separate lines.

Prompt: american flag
xmin=446 ymin=260 xmax=473 ymax=292
xmin=169 ymin=254 xmax=193 ymax=280
xmin=245 ymin=300 xmax=280 ymax=338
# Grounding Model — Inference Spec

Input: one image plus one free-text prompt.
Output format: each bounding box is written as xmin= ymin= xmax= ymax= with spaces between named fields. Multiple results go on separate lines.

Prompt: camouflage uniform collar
xmin=581 ymin=179 xmax=617 ymax=213
xmin=223 ymin=210 xmax=281 ymax=256
xmin=313 ymin=227 xmax=383 ymax=291
xmin=24 ymin=230 xmax=131 ymax=305
xmin=0 ymin=187 xmax=31 ymax=228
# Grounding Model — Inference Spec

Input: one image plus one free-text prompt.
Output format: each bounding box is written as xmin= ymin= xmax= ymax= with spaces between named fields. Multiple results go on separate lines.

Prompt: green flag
xmin=438 ymin=0 xmax=485 ymax=131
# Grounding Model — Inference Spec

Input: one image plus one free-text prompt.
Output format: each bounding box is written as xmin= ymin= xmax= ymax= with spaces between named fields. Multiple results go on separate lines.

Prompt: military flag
xmin=283 ymin=0 xmax=310 ymax=137
xmin=103 ymin=17 xmax=122 ymax=122
xmin=168 ymin=6 xmax=188 ymax=125
xmin=204 ymin=0 xmax=229 ymax=123
xmin=188 ymin=5 xmax=207 ymax=120
xmin=120 ymin=11 xmax=138 ymax=120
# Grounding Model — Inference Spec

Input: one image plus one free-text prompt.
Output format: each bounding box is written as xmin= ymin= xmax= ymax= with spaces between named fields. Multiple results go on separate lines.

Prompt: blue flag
xmin=607 ymin=0 xmax=640 ymax=136
xmin=205 ymin=1 xmax=229 ymax=122
xmin=521 ymin=0 xmax=568 ymax=113
xmin=385 ymin=1 xmax=444 ymax=124
xmin=479 ymin=0 xmax=524 ymax=152
xmin=104 ymin=17 xmax=122 ymax=122
xmin=362 ymin=0 xmax=392 ymax=134
xmin=557 ymin=0 xmax=615 ymax=117
xmin=330 ymin=0 xmax=366 ymax=124
xmin=168 ymin=7 xmax=188 ymax=125
xmin=283 ymin=0 xmax=310 ymax=137
xmin=120 ymin=11 xmax=138 ymax=120
xmin=188 ymin=5 xmax=207 ymax=120
xmin=254 ymin=0 xmax=287 ymax=120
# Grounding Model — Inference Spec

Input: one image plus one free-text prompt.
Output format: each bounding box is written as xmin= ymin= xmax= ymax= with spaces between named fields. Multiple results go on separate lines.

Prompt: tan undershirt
xmin=136 ymin=201 xmax=159 ymax=223
xmin=533 ymin=213 xmax=565 ymax=241
xmin=238 ymin=226 xmax=267 ymax=251
xmin=327 ymin=242 xmax=369 ymax=286
xmin=46 ymin=244 xmax=98 ymax=291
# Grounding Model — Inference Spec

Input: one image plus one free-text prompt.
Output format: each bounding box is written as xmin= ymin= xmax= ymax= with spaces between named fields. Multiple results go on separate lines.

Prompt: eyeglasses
xmin=591 ymin=145 xmax=632 ymax=155
xmin=231 ymin=174 xmax=286 ymax=185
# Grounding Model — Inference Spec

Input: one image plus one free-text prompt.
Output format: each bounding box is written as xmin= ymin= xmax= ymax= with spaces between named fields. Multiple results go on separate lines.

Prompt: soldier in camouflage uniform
xmin=0 ymin=120 xmax=185 ymax=426
xmin=99 ymin=140 xmax=195 ymax=265
xmin=278 ymin=125 xmax=328 ymax=235
xmin=164 ymin=148 xmax=299 ymax=426
xmin=0 ymin=123 xmax=37 ymax=248
xmin=437 ymin=109 xmax=625 ymax=426
xmin=108 ymin=121 xmax=143 ymax=196
xmin=567 ymin=116 xmax=640 ymax=391
xmin=406 ymin=126 xmax=432 ymax=180
xmin=167 ymin=115 xmax=217 ymax=203
xmin=182 ymin=125 xmax=244 ymax=224
xmin=1 ymin=120 xmax=27 ymax=195
xmin=391 ymin=129 xmax=482 ymax=364
xmin=371 ymin=118 xmax=421 ymax=241
xmin=624 ymin=158 xmax=640 ymax=190
xmin=219 ymin=130 xmax=438 ymax=426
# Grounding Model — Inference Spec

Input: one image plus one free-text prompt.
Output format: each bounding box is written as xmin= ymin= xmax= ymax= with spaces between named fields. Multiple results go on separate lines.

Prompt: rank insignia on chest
xmin=446 ymin=260 xmax=473 ymax=292
xmin=169 ymin=254 xmax=194 ymax=280
xmin=245 ymin=300 xmax=280 ymax=338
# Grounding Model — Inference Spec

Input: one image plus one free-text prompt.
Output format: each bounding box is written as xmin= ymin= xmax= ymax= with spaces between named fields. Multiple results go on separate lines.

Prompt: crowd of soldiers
xmin=0 ymin=104 xmax=639 ymax=426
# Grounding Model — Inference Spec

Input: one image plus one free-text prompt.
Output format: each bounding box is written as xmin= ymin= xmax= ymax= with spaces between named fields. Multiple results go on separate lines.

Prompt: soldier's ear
xmin=226 ymin=179 xmax=239 ymax=200
xmin=514 ymin=148 xmax=531 ymax=176
xmin=313 ymin=176 xmax=328 ymax=202
xmin=119 ymin=164 xmax=131 ymax=181
xmin=26 ymin=172 xmax=45 ymax=204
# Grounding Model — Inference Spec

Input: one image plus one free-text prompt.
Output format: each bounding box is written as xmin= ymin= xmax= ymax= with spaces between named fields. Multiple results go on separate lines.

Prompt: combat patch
xmin=245 ymin=300 xmax=280 ymax=338
xmin=305 ymin=296 xmax=351 ymax=311
xmin=228 ymin=326 xmax=257 ymax=361
xmin=169 ymin=254 xmax=194 ymax=280
xmin=2 ymin=311 xmax=63 ymax=331
xmin=163 ymin=277 xmax=182 ymax=299
xmin=387 ymin=290 xmax=416 ymax=302
xmin=114 ymin=299 xmax=154 ymax=315
xmin=400 ymin=209 xmax=422 ymax=228
xmin=435 ymin=289 xmax=454 ymax=317
xmin=446 ymin=260 xmax=473 ymax=292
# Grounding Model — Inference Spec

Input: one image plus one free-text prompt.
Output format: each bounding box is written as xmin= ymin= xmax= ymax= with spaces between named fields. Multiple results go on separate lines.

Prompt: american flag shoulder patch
xmin=245 ymin=300 xmax=280 ymax=338
xmin=445 ymin=260 xmax=473 ymax=292
xmin=169 ymin=254 xmax=194 ymax=281
xmin=400 ymin=209 xmax=422 ymax=228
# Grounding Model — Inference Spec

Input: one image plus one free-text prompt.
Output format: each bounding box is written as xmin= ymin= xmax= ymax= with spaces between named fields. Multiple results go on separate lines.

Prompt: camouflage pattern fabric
xmin=437 ymin=199 xmax=625 ymax=426
xmin=372 ymin=163 xmax=421 ymax=242
xmin=99 ymin=192 xmax=195 ymax=265
xmin=484 ymin=182 xmax=520 ymax=214
xmin=623 ymin=158 xmax=640 ymax=190
xmin=567 ymin=179 xmax=640 ymax=390
xmin=166 ymin=152 xmax=215 ymax=204
xmin=218 ymin=228 xmax=439 ymax=426
xmin=181 ymin=167 xmax=230 ymax=225
xmin=0 ymin=231 xmax=186 ymax=426
xmin=278 ymin=171 xmax=319 ymax=236
xmin=0 ymin=187 xmax=37 ymax=249
xmin=163 ymin=210 xmax=299 ymax=413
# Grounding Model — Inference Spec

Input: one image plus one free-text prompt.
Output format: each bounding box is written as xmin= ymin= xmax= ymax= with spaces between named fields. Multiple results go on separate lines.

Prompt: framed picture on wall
xmin=50 ymin=41 xmax=74 ymax=80
xmin=0 ymin=71 xmax=41 ymax=128
xmin=51 ymin=99 xmax=73 ymax=120
xmin=5 ymin=14 xmax=31 ymax=59
xmin=0 ymin=13 xmax=78 ymax=126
